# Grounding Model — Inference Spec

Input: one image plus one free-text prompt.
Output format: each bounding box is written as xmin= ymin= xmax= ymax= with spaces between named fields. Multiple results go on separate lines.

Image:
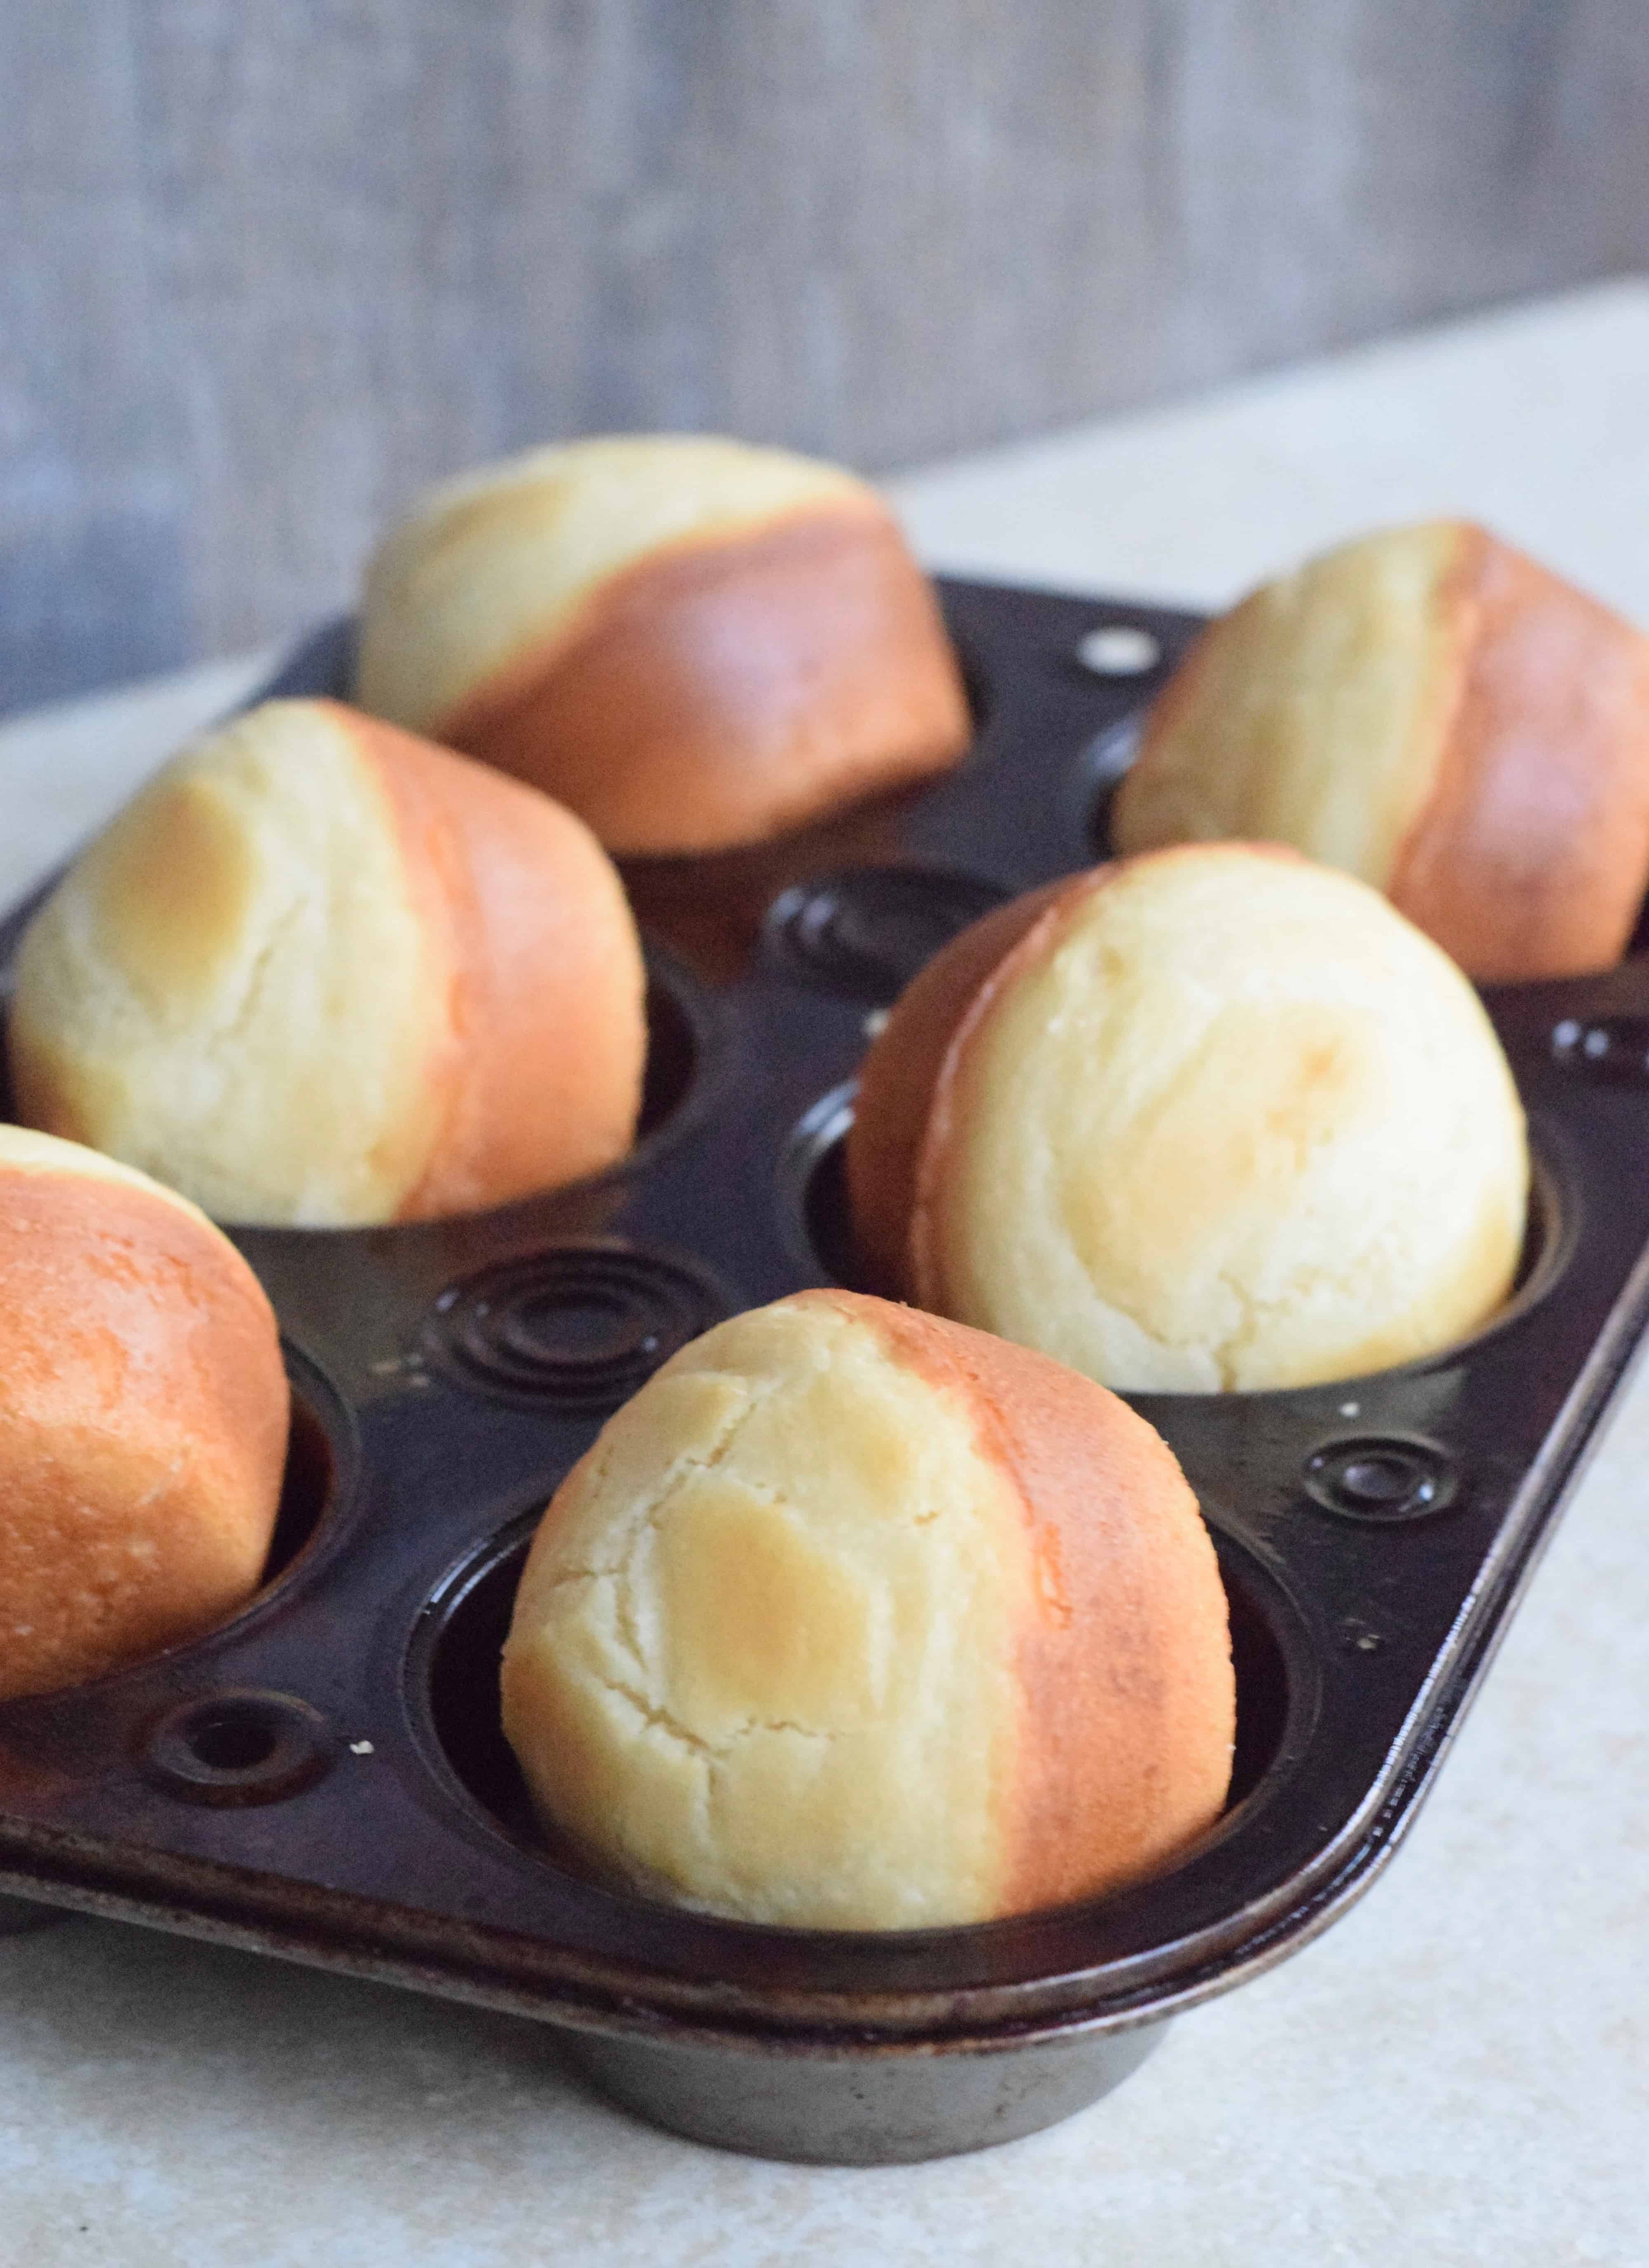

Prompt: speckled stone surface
xmin=889 ymin=277 xmax=1649 ymax=626
xmin=2 ymin=283 xmax=1647 ymax=2264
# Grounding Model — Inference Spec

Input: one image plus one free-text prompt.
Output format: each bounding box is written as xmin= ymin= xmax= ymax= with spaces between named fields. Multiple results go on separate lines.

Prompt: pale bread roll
xmin=355 ymin=434 xmax=970 ymax=854
xmin=0 ymin=1124 xmax=289 ymax=1700
xmin=9 ymin=698 xmax=646 ymax=1227
xmin=1111 ymin=521 xmax=1649 ymax=981
xmin=848 ymin=844 xmax=1529 ymax=1393
xmin=500 ymin=1289 xmax=1234 ymax=1929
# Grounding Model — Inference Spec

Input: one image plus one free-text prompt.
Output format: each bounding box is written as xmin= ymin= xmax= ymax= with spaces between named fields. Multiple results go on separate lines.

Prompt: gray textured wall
xmin=4 ymin=1 xmax=1648 ymax=714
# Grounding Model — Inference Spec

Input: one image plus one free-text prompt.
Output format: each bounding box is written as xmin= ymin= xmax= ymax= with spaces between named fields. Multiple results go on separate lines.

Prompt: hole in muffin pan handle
xmin=139 ymin=1691 xmax=334 ymax=1806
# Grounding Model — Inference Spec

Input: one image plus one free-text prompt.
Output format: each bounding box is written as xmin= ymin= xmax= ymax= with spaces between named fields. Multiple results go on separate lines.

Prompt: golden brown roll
xmin=1110 ymin=521 xmax=1649 ymax=982
xmin=848 ymin=844 xmax=1529 ymax=1393
xmin=500 ymin=1288 xmax=1234 ymax=1929
xmin=9 ymin=697 xmax=647 ymax=1227
xmin=0 ymin=1124 xmax=289 ymax=1700
xmin=355 ymin=434 xmax=971 ymax=854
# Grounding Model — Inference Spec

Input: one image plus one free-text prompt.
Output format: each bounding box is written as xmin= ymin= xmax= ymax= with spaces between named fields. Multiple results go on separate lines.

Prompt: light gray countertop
xmin=2 ymin=280 xmax=1647 ymax=2265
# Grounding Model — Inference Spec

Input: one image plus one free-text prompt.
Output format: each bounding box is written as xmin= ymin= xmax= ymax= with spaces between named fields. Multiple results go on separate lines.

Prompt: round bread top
xmin=500 ymin=1288 xmax=1234 ymax=1930
xmin=9 ymin=697 xmax=645 ymax=1226
xmin=1110 ymin=522 xmax=1649 ymax=982
xmin=12 ymin=700 xmax=446 ymax=1222
xmin=853 ymin=844 xmax=1529 ymax=1393
xmin=0 ymin=1119 xmax=218 ymax=1217
xmin=0 ymin=1121 xmax=289 ymax=1699
xmin=1113 ymin=523 xmax=1470 ymax=884
xmin=357 ymin=433 xmax=881 ymax=737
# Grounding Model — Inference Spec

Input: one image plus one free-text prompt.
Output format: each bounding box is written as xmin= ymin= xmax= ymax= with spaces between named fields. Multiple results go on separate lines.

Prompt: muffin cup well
xmin=3 ymin=580 xmax=1648 ymax=2162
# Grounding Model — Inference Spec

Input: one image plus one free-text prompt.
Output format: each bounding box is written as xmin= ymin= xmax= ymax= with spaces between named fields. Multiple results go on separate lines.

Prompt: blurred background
xmin=5 ymin=0 xmax=1649 ymax=716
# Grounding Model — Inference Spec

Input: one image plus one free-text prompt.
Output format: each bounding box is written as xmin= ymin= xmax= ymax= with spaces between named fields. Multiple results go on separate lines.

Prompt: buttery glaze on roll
xmin=848 ymin=844 xmax=1529 ymax=1394
xmin=500 ymin=1289 xmax=1234 ymax=1929
xmin=355 ymin=434 xmax=971 ymax=855
xmin=1110 ymin=521 xmax=1649 ymax=982
xmin=0 ymin=1125 xmax=289 ymax=1700
xmin=9 ymin=698 xmax=646 ymax=1227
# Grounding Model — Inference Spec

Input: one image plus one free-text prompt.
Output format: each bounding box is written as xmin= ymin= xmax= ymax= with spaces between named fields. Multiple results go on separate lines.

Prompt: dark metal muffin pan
xmin=4 ymin=578 xmax=1649 ymax=2165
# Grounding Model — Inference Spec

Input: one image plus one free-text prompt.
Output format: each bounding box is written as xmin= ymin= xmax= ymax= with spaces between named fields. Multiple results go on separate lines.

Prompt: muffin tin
xmin=5 ymin=577 xmax=1649 ymax=2165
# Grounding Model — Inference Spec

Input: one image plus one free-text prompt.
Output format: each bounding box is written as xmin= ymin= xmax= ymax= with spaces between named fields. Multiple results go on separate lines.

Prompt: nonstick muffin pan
xmin=4 ymin=577 xmax=1649 ymax=2165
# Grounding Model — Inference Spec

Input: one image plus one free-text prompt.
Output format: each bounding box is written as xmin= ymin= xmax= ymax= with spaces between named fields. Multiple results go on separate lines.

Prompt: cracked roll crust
xmin=0 ymin=1124 xmax=289 ymax=1700
xmin=500 ymin=1289 xmax=1234 ymax=1928
xmin=355 ymin=433 xmax=971 ymax=855
xmin=8 ymin=697 xmax=646 ymax=1225
xmin=847 ymin=844 xmax=1529 ymax=1393
xmin=1111 ymin=521 xmax=1649 ymax=982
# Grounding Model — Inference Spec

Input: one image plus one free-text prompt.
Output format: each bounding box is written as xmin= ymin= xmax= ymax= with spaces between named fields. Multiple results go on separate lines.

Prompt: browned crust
xmin=321 ymin=705 xmax=647 ymax=1220
xmin=1388 ymin=529 xmax=1649 ymax=981
xmin=437 ymin=502 xmax=971 ymax=855
xmin=7 ymin=1016 xmax=87 ymax=1151
xmin=847 ymin=846 xmax=1321 ymax=1314
xmin=796 ymin=1289 xmax=1235 ymax=1910
xmin=1117 ymin=604 xmax=1230 ymax=826
xmin=0 ymin=1169 xmax=289 ymax=1699
xmin=845 ymin=880 xmax=1076 ymax=1298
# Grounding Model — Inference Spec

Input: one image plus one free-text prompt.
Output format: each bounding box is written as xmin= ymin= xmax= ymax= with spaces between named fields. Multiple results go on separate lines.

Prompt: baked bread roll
xmin=9 ymin=697 xmax=646 ymax=1227
xmin=355 ymin=434 xmax=970 ymax=854
xmin=1110 ymin=522 xmax=1649 ymax=982
xmin=500 ymin=1288 xmax=1233 ymax=1929
xmin=0 ymin=1124 xmax=289 ymax=1700
xmin=848 ymin=844 xmax=1529 ymax=1393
